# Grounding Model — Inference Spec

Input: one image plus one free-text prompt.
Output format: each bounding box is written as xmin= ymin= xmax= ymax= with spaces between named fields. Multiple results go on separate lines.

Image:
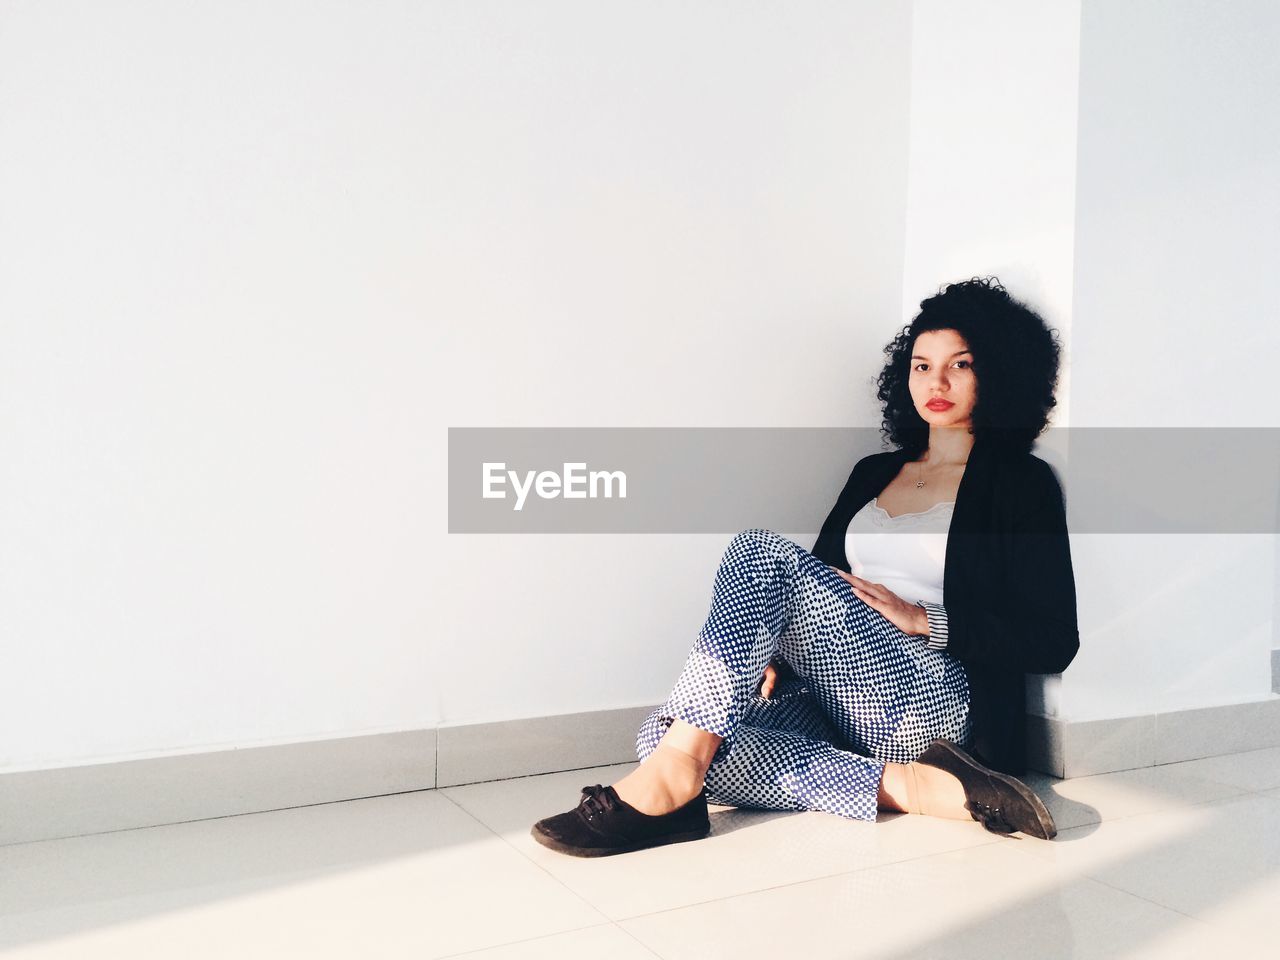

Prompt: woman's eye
xmin=913 ymin=361 xmax=971 ymax=371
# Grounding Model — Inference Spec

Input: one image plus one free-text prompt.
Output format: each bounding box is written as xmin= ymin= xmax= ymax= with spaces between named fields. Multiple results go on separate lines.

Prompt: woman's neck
xmin=920 ymin=428 xmax=975 ymax=467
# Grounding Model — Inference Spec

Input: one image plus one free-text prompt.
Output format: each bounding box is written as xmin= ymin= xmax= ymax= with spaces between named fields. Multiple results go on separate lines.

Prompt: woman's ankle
xmin=614 ymin=743 xmax=706 ymax=815
xmin=649 ymin=741 xmax=710 ymax=786
xmin=878 ymin=761 xmax=970 ymax=819
xmin=876 ymin=762 xmax=910 ymax=813
xmin=661 ymin=719 xmax=723 ymax=768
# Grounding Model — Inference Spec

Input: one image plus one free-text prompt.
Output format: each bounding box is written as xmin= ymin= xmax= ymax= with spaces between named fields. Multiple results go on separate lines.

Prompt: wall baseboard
xmin=0 ymin=730 xmax=437 ymax=847
xmin=7 ymin=695 xmax=1280 ymax=846
xmin=435 ymin=704 xmax=657 ymax=789
xmin=0 ymin=706 xmax=657 ymax=847
xmin=1026 ymin=693 xmax=1280 ymax=779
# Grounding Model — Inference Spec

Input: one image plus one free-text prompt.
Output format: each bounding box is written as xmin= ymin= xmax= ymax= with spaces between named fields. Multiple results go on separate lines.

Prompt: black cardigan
xmin=810 ymin=436 xmax=1080 ymax=775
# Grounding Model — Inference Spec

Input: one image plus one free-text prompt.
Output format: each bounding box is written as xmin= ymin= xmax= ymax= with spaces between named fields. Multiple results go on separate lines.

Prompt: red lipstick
xmin=925 ymin=398 xmax=954 ymax=411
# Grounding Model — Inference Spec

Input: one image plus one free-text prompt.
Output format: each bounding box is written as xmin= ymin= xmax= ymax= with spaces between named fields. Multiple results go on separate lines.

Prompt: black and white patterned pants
xmin=636 ymin=528 xmax=973 ymax=821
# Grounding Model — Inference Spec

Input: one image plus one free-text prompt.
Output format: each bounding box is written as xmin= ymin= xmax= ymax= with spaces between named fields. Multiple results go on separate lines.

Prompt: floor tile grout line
xmin=612 ymin=861 xmax=1221 ymax=946
xmin=0 ymin=786 xmax=446 ymax=850
xmin=0 ymin=760 xmax=639 ymax=849
xmin=613 ymin=921 xmax=667 ymax=959
xmin=434 ymin=761 xmax=639 ymax=791
xmin=602 ymin=833 xmax=1009 ymax=925
xmin=1161 ymin=774 xmax=1280 ymax=798
xmin=431 ymin=921 xmax=619 ymax=960
xmin=437 ymin=790 xmax=651 ymax=956
xmin=604 ymin=762 xmax=1274 ymax=919
xmin=436 ymin=789 xmax=616 ymax=924
xmin=1001 ymin=837 xmax=1221 ymax=926
xmin=1035 ymin=771 xmax=1268 ymax=799
xmin=1076 ymin=873 xmax=1214 ymax=924
xmin=998 ymin=790 xmax=1280 ymax=920
xmin=434 ymin=787 xmax=662 ymax=959
xmin=8 ymin=756 xmax=1271 ymax=850
xmin=1017 ymin=787 xmax=1275 ymax=843
xmin=992 ymin=827 xmax=1214 ymax=922
xmin=440 ymin=778 xmax=1016 ymax=926
xmin=1099 ymin=785 xmax=1277 ymax=827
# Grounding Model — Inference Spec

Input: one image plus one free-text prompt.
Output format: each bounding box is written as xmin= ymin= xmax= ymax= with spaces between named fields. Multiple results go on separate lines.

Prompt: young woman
xmin=532 ymin=277 xmax=1080 ymax=856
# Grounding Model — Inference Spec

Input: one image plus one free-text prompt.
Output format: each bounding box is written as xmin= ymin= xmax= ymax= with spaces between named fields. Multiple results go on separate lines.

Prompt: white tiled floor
xmin=3 ymin=748 xmax=1279 ymax=959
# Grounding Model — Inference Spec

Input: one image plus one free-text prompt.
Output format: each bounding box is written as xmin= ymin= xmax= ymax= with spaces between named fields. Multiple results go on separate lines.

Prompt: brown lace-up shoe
xmin=915 ymin=739 xmax=1058 ymax=840
xmin=530 ymin=784 xmax=711 ymax=857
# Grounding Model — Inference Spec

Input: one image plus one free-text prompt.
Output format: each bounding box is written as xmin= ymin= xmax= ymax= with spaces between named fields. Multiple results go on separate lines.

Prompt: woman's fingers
xmin=760 ymin=663 xmax=777 ymax=699
xmin=836 ymin=569 xmax=873 ymax=592
xmin=843 ymin=572 xmax=894 ymax=605
xmin=853 ymin=586 xmax=881 ymax=611
xmin=836 ymin=570 xmax=915 ymax=634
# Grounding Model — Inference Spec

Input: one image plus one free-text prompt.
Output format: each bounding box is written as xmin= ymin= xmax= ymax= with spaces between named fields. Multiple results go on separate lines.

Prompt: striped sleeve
xmin=914 ymin=600 xmax=950 ymax=651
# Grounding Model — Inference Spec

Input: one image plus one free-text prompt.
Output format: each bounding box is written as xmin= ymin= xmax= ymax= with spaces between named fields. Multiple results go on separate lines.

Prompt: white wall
xmin=0 ymin=0 xmax=446 ymax=770
xmin=1062 ymin=0 xmax=1280 ymax=719
xmin=434 ymin=0 xmax=916 ymax=725
xmin=5 ymin=0 xmax=1276 ymax=773
xmin=0 ymin=1 xmax=915 ymax=770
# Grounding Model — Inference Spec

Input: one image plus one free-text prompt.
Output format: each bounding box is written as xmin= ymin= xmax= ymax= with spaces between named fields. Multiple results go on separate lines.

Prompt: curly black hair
xmin=875 ymin=277 xmax=1063 ymax=457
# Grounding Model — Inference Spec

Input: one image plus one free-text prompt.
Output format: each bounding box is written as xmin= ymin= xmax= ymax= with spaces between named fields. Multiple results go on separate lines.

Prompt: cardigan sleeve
xmin=809 ymin=457 xmax=869 ymax=570
xmin=941 ymin=462 xmax=1081 ymax=675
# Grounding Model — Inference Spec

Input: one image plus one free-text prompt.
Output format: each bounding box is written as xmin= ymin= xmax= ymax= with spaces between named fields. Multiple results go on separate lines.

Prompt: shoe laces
xmin=579 ymin=784 xmax=617 ymax=821
xmin=967 ymin=799 xmax=1017 ymax=836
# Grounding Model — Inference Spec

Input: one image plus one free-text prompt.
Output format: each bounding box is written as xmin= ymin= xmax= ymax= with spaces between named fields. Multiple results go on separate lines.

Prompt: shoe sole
xmin=529 ymin=823 xmax=711 ymax=858
xmin=930 ymin=740 xmax=1058 ymax=840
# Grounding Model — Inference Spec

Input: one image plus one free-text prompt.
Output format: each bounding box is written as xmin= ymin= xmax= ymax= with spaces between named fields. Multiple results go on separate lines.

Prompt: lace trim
xmin=870 ymin=497 xmax=956 ymax=522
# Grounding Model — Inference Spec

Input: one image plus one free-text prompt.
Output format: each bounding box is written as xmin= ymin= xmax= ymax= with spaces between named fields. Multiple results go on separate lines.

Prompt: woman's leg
xmin=633 ymin=672 xmax=879 ymax=819
xmin=620 ymin=527 xmax=974 ymax=821
xmin=634 ymin=668 xmax=973 ymax=821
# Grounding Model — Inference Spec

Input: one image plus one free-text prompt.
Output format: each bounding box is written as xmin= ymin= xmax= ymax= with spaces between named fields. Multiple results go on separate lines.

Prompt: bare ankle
xmin=876 ymin=763 xmax=910 ymax=813
xmin=906 ymin=762 xmax=970 ymax=820
xmin=613 ymin=740 xmax=710 ymax=815
xmin=650 ymin=741 xmax=710 ymax=779
xmin=660 ymin=719 xmax=723 ymax=768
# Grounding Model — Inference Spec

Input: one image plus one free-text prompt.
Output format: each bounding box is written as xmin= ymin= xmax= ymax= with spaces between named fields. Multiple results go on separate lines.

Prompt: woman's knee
xmin=725 ymin=528 xmax=796 ymax=564
xmin=730 ymin=527 xmax=781 ymax=550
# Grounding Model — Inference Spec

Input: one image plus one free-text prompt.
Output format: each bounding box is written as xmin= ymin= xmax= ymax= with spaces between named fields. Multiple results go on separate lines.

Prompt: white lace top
xmin=843 ymin=497 xmax=955 ymax=607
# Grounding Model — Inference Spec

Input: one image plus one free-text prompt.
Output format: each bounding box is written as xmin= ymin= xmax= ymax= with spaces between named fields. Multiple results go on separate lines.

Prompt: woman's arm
xmin=940 ymin=463 xmax=1081 ymax=675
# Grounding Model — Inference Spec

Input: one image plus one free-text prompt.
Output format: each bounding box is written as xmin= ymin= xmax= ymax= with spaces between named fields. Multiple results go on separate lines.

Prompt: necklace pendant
xmin=915 ymin=480 xmax=926 ymax=488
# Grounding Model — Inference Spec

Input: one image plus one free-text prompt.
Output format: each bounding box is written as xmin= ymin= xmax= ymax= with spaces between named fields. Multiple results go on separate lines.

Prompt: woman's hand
xmin=832 ymin=569 xmax=929 ymax=637
xmin=759 ymin=661 xmax=779 ymax=699
xmin=758 ymin=656 xmax=796 ymax=699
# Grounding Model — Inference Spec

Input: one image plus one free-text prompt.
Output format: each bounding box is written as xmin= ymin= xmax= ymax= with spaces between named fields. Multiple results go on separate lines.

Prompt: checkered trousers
xmin=636 ymin=528 xmax=973 ymax=822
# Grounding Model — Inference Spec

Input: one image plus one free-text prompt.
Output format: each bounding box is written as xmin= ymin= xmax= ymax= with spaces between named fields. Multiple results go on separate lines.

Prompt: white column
xmin=900 ymin=0 xmax=1083 ymax=717
xmin=904 ymin=0 xmax=1280 ymax=728
xmin=1062 ymin=0 xmax=1280 ymax=719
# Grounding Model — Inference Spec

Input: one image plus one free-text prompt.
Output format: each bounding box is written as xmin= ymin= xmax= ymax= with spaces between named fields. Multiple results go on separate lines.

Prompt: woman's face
xmin=909 ymin=328 xmax=977 ymax=428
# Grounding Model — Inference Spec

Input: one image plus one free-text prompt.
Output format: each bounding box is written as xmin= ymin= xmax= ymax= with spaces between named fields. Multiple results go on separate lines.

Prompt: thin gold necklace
xmin=916 ymin=456 xmax=969 ymax=487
